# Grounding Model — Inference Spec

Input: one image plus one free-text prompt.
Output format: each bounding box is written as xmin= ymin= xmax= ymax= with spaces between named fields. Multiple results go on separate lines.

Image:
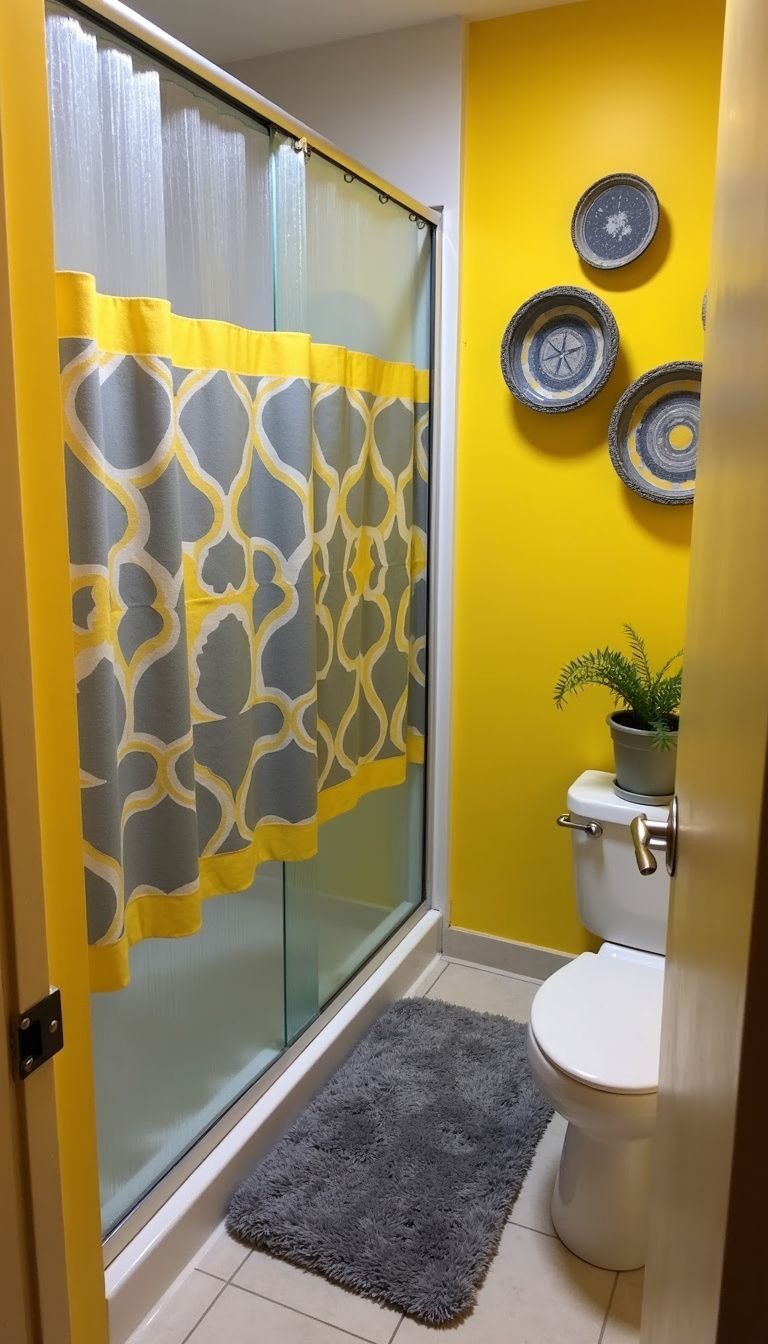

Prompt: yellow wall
xmin=451 ymin=0 xmax=725 ymax=953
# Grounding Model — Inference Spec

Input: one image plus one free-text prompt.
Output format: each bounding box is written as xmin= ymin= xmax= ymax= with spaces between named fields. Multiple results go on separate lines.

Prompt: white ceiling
xmin=126 ymin=0 xmax=582 ymax=65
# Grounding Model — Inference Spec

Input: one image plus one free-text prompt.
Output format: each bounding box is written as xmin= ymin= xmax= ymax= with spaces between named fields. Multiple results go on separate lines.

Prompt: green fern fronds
xmin=554 ymin=628 xmax=683 ymax=749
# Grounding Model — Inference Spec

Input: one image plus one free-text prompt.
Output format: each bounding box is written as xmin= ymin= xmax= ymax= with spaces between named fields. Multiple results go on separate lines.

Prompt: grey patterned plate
xmin=500 ymin=285 xmax=618 ymax=413
xmin=609 ymin=361 xmax=702 ymax=504
xmin=572 ymin=173 xmax=659 ymax=269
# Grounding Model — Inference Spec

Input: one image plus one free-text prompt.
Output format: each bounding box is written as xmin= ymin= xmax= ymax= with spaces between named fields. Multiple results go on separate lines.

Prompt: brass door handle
xmin=630 ymin=796 xmax=678 ymax=877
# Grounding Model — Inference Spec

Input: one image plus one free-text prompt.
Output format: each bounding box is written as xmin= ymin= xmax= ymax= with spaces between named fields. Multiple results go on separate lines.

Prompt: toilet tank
xmin=566 ymin=770 xmax=670 ymax=956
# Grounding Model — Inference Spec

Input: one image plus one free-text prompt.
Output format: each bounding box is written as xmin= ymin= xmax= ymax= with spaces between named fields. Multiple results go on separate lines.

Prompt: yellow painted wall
xmin=451 ymin=0 xmax=725 ymax=952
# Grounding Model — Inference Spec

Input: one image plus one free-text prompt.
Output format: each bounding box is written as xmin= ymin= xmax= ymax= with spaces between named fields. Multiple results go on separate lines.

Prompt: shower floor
xmin=94 ymin=882 xmax=412 ymax=1236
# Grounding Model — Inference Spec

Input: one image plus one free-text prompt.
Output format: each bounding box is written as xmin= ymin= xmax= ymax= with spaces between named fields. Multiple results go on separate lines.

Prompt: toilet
xmin=527 ymin=769 xmax=670 ymax=1272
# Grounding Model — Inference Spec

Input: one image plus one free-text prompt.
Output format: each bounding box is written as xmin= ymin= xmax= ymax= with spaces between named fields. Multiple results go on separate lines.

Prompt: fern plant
xmin=554 ymin=625 xmax=682 ymax=749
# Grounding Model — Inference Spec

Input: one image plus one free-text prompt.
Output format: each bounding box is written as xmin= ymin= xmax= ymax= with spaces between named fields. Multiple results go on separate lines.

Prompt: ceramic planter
xmin=608 ymin=712 xmax=678 ymax=800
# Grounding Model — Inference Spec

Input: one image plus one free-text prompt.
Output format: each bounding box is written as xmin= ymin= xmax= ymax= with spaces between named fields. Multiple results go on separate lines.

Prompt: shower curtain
xmin=47 ymin=7 xmax=430 ymax=991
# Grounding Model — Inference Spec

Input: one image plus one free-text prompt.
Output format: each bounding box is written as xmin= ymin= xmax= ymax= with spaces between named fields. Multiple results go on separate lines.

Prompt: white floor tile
xmin=186 ymin=1282 xmax=370 ymax=1343
xmin=509 ymin=1112 xmax=567 ymax=1236
xmin=395 ymin=1222 xmax=615 ymax=1344
xmin=127 ymin=1269 xmax=223 ymax=1344
xmin=427 ymin=963 xmax=538 ymax=1020
xmin=233 ymin=1250 xmax=401 ymax=1342
xmin=601 ymin=1269 xmax=644 ymax=1343
xmin=195 ymin=1224 xmax=251 ymax=1281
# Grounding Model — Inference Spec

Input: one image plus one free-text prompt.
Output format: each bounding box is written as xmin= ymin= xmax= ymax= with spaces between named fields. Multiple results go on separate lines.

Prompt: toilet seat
xmin=529 ymin=950 xmax=664 ymax=1094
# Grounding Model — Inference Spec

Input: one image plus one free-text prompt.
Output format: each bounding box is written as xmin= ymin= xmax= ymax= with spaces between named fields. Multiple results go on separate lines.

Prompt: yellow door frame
xmin=0 ymin=1 xmax=106 ymax=1340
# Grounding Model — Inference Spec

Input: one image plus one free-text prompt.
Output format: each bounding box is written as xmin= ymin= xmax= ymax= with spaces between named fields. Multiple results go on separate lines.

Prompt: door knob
xmin=629 ymin=796 xmax=678 ymax=877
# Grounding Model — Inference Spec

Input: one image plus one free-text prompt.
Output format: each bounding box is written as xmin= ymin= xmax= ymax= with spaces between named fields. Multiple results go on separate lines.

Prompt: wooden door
xmin=642 ymin=0 xmax=768 ymax=1339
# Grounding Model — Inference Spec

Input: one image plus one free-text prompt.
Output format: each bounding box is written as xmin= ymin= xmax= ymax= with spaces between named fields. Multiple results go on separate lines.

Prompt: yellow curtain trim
xmin=88 ymin=748 xmax=424 ymax=991
xmin=56 ymin=270 xmax=430 ymax=403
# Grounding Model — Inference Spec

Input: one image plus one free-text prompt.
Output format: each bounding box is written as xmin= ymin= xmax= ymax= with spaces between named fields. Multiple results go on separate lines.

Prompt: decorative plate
xmin=500 ymin=285 xmax=619 ymax=413
xmin=608 ymin=361 xmax=702 ymax=505
xmin=571 ymin=173 xmax=659 ymax=269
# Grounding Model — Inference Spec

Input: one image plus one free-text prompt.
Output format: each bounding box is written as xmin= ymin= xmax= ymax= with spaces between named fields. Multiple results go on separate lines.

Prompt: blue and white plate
xmin=609 ymin=362 xmax=702 ymax=504
xmin=572 ymin=174 xmax=659 ymax=270
xmin=500 ymin=285 xmax=619 ymax=413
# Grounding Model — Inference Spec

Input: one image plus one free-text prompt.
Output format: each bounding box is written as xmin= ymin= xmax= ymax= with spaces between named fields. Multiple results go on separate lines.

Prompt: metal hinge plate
xmin=11 ymin=988 xmax=63 ymax=1080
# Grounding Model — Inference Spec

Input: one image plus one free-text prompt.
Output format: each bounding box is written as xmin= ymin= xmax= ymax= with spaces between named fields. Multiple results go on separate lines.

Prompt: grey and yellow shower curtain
xmin=57 ymin=272 xmax=429 ymax=990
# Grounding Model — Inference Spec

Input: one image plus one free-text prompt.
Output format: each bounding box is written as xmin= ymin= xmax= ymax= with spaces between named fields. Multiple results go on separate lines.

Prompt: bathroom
xmin=2 ymin=0 xmax=765 ymax=1342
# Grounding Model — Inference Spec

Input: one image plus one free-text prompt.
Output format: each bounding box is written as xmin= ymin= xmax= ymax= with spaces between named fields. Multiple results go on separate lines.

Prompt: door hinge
xmin=11 ymin=988 xmax=63 ymax=1080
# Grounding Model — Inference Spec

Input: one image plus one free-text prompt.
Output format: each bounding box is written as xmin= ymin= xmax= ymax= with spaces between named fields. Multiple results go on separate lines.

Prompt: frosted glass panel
xmin=160 ymin=79 xmax=273 ymax=327
xmin=273 ymin=136 xmax=432 ymax=363
xmin=91 ymin=866 xmax=284 ymax=1236
xmin=285 ymin=768 xmax=424 ymax=1041
xmin=47 ymin=6 xmax=167 ymax=296
xmin=46 ymin=3 xmax=273 ymax=326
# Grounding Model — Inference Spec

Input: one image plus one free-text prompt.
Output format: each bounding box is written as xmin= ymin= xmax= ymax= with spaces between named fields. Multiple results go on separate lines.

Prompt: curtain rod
xmin=59 ymin=0 xmax=441 ymax=229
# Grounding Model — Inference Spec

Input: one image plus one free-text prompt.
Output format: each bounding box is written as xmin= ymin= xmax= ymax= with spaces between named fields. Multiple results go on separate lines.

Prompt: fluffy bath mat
xmin=227 ymin=996 xmax=552 ymax=1324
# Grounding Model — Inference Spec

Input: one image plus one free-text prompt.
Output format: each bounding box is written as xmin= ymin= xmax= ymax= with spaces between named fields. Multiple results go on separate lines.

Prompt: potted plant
xmin=554 ymin=625 xmax=682 ymax=799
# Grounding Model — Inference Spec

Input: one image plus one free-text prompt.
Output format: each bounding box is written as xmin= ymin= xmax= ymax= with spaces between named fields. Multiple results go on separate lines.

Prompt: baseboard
xmin=442 ymin=925 xmax=572 ymax=981
xmin=106 ymin=908 xmax=442 ymax=1343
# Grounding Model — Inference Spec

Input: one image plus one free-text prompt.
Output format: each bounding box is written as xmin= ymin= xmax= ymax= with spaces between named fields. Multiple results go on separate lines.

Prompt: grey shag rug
xmin=227 ymin=996 xmax=552 ymax=1324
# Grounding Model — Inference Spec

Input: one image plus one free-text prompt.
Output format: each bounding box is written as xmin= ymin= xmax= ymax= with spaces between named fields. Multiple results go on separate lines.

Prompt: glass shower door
xmin=46 ymin=5 xmax=288 ymax=1236
xmin=274 ymin=140 xmax=433 ymax=1039
xmin=45 ymin=4 xmax=432 ymax=1239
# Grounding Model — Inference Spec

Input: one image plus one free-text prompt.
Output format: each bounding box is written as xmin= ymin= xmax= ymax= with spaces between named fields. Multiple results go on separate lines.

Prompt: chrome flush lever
xmin=556 ymin=813 xmax=602 ymax=838
xmin=630 ymin=796 xmax=679 ymax=878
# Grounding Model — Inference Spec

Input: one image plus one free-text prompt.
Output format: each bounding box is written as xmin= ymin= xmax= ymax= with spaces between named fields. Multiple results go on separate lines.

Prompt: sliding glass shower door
xmin=45 ymin=1 xmax=432 ymax=1238
xmin=275 ymin=142 xmax=431 ymax=1038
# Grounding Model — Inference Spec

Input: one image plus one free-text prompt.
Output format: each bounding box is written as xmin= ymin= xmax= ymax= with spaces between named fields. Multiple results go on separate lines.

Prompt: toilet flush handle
xmin=630 ymin=797 xmax=678 ymax=878
xmin=556 ymin=813 xmax=602 ymax=838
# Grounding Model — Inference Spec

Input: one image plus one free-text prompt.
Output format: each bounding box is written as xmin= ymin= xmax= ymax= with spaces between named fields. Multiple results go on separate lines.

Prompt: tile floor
xmin=127 ymin=959 xmax=643 ymax=1344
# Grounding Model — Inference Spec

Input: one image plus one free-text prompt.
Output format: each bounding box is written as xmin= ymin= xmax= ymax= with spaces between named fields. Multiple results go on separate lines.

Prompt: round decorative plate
xmin=500 ymin=285 xmax=619 ymax=413
xmin=571 ymin=173 xmax=659 ymax=269
xmin=608 ymin=361 xmax=702 ymax=505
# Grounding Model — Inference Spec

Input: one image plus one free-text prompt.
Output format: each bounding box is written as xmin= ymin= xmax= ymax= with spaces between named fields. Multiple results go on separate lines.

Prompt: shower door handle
xmin=630 ymin=796 xmax=678 ymax=877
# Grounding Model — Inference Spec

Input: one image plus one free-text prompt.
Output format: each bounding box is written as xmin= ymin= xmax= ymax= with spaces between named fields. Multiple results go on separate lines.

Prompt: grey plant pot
xmin=608 ymin=712 xmax=678 ymax=799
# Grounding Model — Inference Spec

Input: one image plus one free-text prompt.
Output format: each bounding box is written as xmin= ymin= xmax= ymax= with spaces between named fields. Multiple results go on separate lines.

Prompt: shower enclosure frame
xmin=0 ymin=1 xmax=451 ymax=1333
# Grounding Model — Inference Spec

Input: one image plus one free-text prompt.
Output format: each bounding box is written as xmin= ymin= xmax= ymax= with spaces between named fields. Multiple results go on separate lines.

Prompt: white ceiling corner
xmin=126 ymin=0 xmax=584 ymax=66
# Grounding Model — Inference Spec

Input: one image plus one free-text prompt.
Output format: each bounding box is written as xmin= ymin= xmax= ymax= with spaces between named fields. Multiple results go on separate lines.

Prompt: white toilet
xmin=527 ymin=769 xmax=670 ymax=1272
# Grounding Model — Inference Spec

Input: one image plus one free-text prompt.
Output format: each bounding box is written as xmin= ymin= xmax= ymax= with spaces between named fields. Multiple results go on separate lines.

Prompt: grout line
xmin=194 ymin=1266 xmax=229 ymax=1283
xmin=508 ymin=1215 xmax=557 ymax=1238
xmin=441 ymin=955 xmax=543 ymax=986
xmin=597 ymin=1272 xmax=620 ymax=1344
xmin=226 ymin=1247 xmax=252 ymax=1284
xmin=178 ymin=1274 xmax=228 ymax=1344
xmin=226 ymin=1280 xmax=390 ymax=1343
xmin=388 ymin=1317 xmax=405 ymax=1344
xmin=422 ymin=961 xmax=451 ymax=997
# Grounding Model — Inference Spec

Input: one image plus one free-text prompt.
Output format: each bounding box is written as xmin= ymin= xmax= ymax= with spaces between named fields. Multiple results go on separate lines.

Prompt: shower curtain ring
xmin=293 ymin=136 xmax=310 ymax=156
xmin=344 ymin=171 xmax=355 ymax=183
xmin=378 ymin=192 xmax=390 ymax=205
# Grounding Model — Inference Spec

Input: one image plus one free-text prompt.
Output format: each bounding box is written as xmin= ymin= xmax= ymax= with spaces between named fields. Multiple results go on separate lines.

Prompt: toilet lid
xmin=530 ymin=953 xmax=664 ymax=1094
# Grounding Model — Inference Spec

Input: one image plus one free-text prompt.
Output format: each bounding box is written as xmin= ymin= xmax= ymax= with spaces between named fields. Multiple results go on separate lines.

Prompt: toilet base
xmin=551 ymin=1122 xmax=652 ymax=1271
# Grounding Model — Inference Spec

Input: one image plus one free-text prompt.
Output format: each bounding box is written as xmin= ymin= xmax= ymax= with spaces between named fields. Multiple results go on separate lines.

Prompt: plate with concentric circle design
xmin=500 ymin=285 xmax=619 ymax=413
xmin=572 ymin=173 xmax=659 ymax=269
xmin=609 ymin=361 xmax=702 ymax=504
